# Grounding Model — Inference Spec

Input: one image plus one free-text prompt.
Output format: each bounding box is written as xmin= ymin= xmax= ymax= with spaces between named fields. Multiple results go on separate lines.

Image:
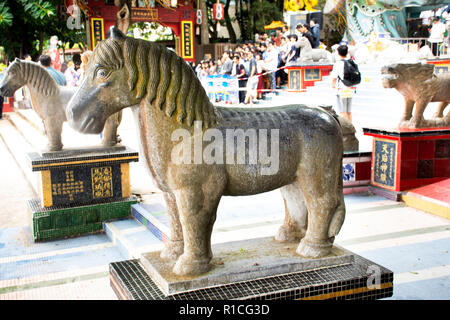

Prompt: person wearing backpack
xmin=331 ymin=44 xmax=361 ymax=122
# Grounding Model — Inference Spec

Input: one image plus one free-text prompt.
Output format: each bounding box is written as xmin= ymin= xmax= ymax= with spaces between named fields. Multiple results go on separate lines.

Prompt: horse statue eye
xmin=96 ymin=68 xmax=109 ymax=78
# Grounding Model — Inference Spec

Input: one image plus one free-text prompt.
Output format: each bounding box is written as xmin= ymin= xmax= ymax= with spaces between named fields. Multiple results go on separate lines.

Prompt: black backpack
xmin=339 ymin=59 xmax=361 ymax=87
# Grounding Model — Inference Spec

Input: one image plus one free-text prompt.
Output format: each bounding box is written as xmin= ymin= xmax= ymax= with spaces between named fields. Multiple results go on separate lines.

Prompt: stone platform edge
xmin=109 ymin=253 xmax=393 ymax=300
xmin=140 ymin=237 xmax=356 ymax=296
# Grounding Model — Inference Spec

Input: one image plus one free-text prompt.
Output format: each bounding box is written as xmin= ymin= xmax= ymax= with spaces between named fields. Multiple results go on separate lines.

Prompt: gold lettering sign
xmin=51 ymin=170 xmax=84 ymax=201
xmin=131 ymin=8 xmax=158 ymax=21
xmin=91 ymin=166 xmax=114 ymax=199
xmin=181 ymin=21 xmax=194 ymax=59
xmin=372 ymin=139 xmax=398 ymax=190
xmin=90 ymin=18 xmax=104 ymax=49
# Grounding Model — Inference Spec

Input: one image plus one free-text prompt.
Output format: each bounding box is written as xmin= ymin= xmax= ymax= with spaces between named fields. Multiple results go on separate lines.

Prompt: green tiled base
xmin=27 ymin=196 xmax=138 ymax=241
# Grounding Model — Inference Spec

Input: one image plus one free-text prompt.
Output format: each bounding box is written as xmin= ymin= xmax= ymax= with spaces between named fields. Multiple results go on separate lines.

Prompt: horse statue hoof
xmin=173 ymin=254 xmax=211 ymax=276
xmin=160 ymin=240 xmax=184 ymax=261
xmin=275 ymin=225 xmax=305 ymax=242
xmin=102 ymin=140 xmax=118 ymax=147
xmin=46 ymin=143 xmax=63 ymax=152
xmin=296 ymin=239 xmax=332 ymax=258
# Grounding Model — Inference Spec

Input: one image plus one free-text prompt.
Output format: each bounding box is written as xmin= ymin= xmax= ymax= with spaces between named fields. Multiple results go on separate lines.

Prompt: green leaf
xmin=0 ymin=5 xmax=13 ymax=27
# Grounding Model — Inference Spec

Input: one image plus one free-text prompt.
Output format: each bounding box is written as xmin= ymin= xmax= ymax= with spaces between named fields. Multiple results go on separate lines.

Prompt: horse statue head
xmin=67 ymin=28 xmax=216 ymax=134
xmin=0 ymin=58 xmax=58 ymax=98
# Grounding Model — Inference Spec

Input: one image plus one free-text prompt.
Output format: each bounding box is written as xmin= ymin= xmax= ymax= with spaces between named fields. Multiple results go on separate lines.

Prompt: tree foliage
xmin=0 ymin=2 xmax=12 ymax=26
xmin=19 ymin=0 xmax=55 ymax=20
xmin=205 ymin=0 xmax=283 ymax=43
xmin=130 ymin=22 xmax=174 ymax=41
xmin=0 ymin=0 xmax=87 ymax=61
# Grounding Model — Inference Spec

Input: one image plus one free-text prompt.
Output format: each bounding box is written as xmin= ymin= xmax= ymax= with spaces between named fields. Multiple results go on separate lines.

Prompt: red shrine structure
xmin=70 ymin=0 xmax=196 ymax=62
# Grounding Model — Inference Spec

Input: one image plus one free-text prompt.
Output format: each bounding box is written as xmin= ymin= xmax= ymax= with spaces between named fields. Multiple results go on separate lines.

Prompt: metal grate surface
xmin=110 ymin=257 xmax=393 ymax=300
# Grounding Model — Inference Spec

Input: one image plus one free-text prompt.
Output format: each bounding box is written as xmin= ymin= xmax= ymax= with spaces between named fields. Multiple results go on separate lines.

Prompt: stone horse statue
xmin=0 ymin=59 xmax=121 ymax=151
xmin=66 ymin=28 xmax=346 ymax=276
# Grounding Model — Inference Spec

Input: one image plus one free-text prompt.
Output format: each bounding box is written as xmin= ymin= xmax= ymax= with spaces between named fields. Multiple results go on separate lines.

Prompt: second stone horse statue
xmin=0 ymin=58 xmax=121 ymax=151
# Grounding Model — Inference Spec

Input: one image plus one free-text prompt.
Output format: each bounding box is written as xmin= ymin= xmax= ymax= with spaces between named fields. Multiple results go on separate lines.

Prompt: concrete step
xmin=16 ymin=108 xmax=45 ymax=135
xmin=0 ymin=114 xmax=40 ymax=194
xmin=8 ymin=111 xmax=48 ymax=150
xmin=103 ymin=218 xmax=163 ymax=260
xmin=299 ymin=92 xmax=404 ymax=106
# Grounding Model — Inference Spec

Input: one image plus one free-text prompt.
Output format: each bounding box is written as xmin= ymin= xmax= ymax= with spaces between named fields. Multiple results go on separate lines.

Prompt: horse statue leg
xmin=295 ymin=144 xmax=345 ymax=258
xmin=275 ymin=181 xmax=307 ymax=242
xmin=172 ymin=180 xmax=224 ymax=276
xmin=160 ymin=191 xmax=184 ymax=261
xmin=43 ymin=117 xmax=63 ymax=151
xmin=102 ymin=110 xmax=123 ymax=146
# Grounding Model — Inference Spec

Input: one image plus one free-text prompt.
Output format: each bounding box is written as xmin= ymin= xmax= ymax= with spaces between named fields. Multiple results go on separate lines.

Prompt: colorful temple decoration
xmin=324 ymin=0 xmax=449 ymax=43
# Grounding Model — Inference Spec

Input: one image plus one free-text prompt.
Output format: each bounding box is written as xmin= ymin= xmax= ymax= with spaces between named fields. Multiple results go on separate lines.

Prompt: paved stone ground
xmin=0 ymin=101 xmax=449 ymax=300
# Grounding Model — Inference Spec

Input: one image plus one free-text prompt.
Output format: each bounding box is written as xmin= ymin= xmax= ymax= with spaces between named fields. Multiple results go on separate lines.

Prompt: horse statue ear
xmin=109 ymin=26 xmax=126 ymax=40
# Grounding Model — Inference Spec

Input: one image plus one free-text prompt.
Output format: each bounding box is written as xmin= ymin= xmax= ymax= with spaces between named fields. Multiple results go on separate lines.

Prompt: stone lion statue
xmin=297 ymin=37 xmax=332 ymax=63
xmin=381 ymin=62 xmax=450 ymax=128
xmin=66 ymin=28 xmax=346 ymax=277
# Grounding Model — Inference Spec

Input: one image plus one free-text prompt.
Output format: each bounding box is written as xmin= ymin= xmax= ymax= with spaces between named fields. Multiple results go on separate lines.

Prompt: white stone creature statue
xmin=296 ymin=37 xmax=332 ymax=63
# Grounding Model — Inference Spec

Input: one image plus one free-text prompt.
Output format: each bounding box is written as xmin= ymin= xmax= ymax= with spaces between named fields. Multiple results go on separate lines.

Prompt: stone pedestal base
xmin=286 ymin=63 xmax=333 ymax=91
xmin=26 ymin=145 xmax=139 ymax=241
xmin=109 ymin=237 xmax=393 ymax=300
xmin=363 ymin=126 xmax=450 ymax=195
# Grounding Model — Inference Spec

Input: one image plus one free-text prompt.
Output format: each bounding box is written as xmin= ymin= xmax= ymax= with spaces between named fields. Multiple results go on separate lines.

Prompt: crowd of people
xmin=21 ymin=50 xmax=92 ymax=89
xmin=193 ymin=19 xmax=322 ymax=105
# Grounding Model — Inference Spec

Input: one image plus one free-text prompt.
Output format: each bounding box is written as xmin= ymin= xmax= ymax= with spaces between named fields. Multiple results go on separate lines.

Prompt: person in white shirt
xmin=331 ymin=45 xmax=354 ymax=122
xmin=420 ymin=9 xmax=433 ymax=27
xmin=429 ymin=17 xmax=446 ymax=57
xmin=264 ymin=41 xmax=279 ymax=93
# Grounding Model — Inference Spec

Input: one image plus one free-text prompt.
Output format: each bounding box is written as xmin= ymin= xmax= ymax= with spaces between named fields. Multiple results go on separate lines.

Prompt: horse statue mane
xmin=92 ymin=35 xmax=218 ymax=128
xmin=8 ymin=58 xmax=59 ymax=96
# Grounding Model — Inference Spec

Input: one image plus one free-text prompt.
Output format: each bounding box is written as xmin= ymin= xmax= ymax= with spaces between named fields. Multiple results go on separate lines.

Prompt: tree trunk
xmin=224 ymin=0 xmax=236 ymax=43
xmin=39 ymin=31 xmax=44 ymax=55
xmin=5 ymin=26 xmax=15 ymax=58
xmin=200 ymin=0 xmax=209 ymax=45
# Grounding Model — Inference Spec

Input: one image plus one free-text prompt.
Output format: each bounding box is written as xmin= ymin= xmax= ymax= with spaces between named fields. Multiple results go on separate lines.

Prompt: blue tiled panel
xmin=131 ymin=206 xmax=167 ymax=242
